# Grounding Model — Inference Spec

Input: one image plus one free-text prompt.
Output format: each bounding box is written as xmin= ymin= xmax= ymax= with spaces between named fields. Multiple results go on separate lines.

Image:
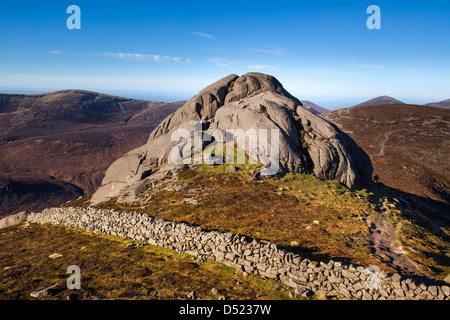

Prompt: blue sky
xmin=0 ymin=0 xmax=449 ymax=108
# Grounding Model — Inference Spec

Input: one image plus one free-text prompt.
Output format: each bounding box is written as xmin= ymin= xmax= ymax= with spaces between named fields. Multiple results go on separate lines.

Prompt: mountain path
xmin=373 ymin=131 xmax=393 ymax=157
xmin=367 ymin=183 xmax=421 ymax=276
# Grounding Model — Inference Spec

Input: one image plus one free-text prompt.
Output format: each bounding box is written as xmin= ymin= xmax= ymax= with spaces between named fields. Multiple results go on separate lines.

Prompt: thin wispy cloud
xmin=313 ymin=69 xmax=333 ymax=74
xmin=209 ymin=57 xmax=242 ymax=68
xmin=299 ymin=68 xmax=360 ymax=77
xmin=46 ymin=50 xmax=88 ymax=57
xmin=190 ymin=31 xmax=218 ymax=41
xmin=103 ymin=52 xmax=151 ymax=61
xmin=48 ymin=50 xmax=185 ymax=63
xmin=299 ymin=68 xmax=333 ymax=75
xmin=248 ymin=47 xmax=286 ymax=55
xmin=348 ymin=63 xmax=388 ymax=69
xmin=247 ymin=64 xmax=277 ymax=71
xmin=210 ymin=58 xmax=275 ymax=71
xmin=102 ymin=52 xmax=182 ymax=62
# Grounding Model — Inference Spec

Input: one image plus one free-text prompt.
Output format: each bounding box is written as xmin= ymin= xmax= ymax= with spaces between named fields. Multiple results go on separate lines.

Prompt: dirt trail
xmin=373 ymin=131 xmax=393 ymax=157
xmin=367 ymin=183 xmax=420 ymax=276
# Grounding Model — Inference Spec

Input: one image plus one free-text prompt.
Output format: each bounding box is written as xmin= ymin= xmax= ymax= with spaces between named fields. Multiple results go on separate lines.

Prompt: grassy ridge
xmin=93 ymin=165 xmax=384 ymax=270
xmin=3 ymin=164 xmax=448 ymax=300
xmin=0 ymin=222 xmax=294 ymax=300
xmin=88 ymin=164 xmax=449 ymax=280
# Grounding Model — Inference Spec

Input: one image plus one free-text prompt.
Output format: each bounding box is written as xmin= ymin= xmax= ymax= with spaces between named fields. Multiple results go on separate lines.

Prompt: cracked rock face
xmin=91 ymin=72 xmax=372 ymax=205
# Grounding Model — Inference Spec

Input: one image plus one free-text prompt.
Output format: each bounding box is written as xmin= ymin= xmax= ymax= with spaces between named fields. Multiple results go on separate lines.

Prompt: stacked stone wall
xmin=27 ymin=207 xmax=449 ymax=300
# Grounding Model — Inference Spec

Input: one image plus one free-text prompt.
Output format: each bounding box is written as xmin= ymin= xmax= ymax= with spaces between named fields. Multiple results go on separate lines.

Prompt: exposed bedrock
xmin=91 ymin=73 xmax=372 ymax=205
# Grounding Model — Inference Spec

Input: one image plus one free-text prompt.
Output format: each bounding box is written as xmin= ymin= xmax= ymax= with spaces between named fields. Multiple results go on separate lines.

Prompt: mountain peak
xmin=352 ymin=96 xmax=405 ymax=108
xmin=425 ymin=99 xmax=450 ymax=109
xmin=91 ymin=73 xmax=373 ymax=205
xmin=149 ymin=73 xmax=301 ymax=140
xmin=0 ymin=90 xmax=160 ymax=119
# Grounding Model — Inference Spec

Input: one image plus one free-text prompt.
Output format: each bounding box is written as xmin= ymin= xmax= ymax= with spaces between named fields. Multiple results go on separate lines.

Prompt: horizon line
xmin=1 ymin=87 xmax=446 ymax=111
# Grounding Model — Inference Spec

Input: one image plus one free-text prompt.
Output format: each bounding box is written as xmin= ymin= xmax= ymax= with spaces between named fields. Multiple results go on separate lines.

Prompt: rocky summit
xmin=91 ymin=73 xmax=372 ymax=205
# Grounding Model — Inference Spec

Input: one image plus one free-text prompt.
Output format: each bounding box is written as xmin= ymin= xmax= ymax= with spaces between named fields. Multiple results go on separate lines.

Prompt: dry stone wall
xmin=27 ymin=207 xmax=449 ymax=300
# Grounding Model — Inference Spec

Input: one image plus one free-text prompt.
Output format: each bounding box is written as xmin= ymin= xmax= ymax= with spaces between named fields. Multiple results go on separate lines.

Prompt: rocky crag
xmin=91 ymin=73 xmax=372 ymax=205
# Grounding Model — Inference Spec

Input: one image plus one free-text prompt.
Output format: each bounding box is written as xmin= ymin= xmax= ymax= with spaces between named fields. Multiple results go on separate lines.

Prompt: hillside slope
xmin=322 ymin=104 xmax=450 ymax=206
xmin=425 ymin=99 xmax=450 ymax=109
xmin=299 ymin=100 xmax=330 ymax=114
xmin=0 ymin=90 xmax=184 ymax=217
xmin=82 ymin=162 xmax=450 ymax=281
xmin=0 ymin=222 xmax=291 ymax=300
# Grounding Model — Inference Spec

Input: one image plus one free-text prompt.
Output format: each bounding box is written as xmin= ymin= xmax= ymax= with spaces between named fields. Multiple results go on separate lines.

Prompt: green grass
xmin=0 ymin=223 xmax=297 ymax=300
xmin=66 ymin=164 xmax=450 ymax=281
xmin=92 ymin=166 xmax=384 ymax=270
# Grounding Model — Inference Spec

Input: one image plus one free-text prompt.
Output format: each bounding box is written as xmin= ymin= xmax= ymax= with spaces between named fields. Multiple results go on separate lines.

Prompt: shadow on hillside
xmin=278 ymin=244 xmax=348 ymax=264
xmin=372 ymin=182 xmax=450 ymax=241
xmin=235 ymin=228 xmax=446 ymax=287
xmin=363 ymin=181 xmax=449 ymax=284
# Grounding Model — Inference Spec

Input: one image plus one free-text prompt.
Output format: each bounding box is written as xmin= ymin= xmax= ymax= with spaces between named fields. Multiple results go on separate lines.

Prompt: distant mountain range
xmin=1 ymin=88 xmax=448 ymax=217
xmin=425 ymin=99 xmax=450 ymax=109
xmin=349 ymin=95 xmax=450 ymax=109
xmin=0 ymin=90 xmax=184 ymax=217
xmin=300 ymin=96 xmax=450 ymax=113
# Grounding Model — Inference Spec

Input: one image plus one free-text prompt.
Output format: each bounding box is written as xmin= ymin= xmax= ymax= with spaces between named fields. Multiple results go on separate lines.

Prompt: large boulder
xmin=91 ymin=73 xmax=372 ymax=205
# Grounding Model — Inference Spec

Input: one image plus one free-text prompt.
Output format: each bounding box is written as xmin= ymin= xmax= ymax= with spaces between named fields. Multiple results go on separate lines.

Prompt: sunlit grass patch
xmin=0 ymin=223 xmax=297 ymax=300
